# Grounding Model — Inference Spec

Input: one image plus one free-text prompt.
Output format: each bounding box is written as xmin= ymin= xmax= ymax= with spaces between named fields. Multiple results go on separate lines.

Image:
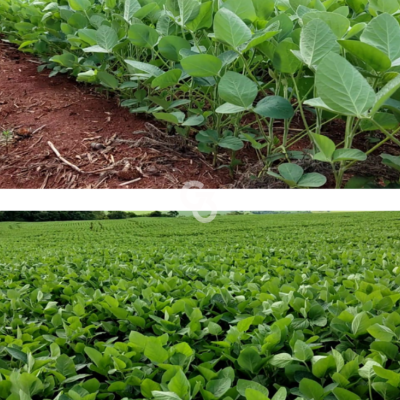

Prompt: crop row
xmin=1 ymin=213 xmax=400 ymax=400
xmin=1 ymin=1 xmax=400 ymax=187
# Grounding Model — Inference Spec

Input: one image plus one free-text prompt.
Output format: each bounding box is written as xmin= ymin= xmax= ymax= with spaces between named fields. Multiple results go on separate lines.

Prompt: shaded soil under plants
xmin=1 ymin=41 xmax=399 ymax=189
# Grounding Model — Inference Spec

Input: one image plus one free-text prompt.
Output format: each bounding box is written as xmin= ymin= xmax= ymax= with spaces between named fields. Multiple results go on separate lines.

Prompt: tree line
xmin=0 ymin=211 xmax=179 ymax=222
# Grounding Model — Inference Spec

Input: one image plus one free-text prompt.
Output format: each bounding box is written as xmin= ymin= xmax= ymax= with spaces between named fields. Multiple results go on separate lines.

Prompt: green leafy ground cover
xmin=1 ymin=1 xmax=400 ymax=187
xmin=1 ymin=212 xmax=400 ymax=400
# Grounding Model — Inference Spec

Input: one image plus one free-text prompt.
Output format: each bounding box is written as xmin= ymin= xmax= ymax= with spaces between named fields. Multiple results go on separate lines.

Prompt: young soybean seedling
xmin=1 ymin=130 xmax=13 ymax=155
xmin=268 ymin=163 xmax=326 ymax=189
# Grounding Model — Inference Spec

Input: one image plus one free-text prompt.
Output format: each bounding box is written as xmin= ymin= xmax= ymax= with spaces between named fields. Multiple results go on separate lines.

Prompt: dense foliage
xmin=1 ymin=1 xmax=400 ymax=187
xmin=1 ymin=212 xmax=400 ymax=400
xmin=0 ymin=211 xmax=179 ymax=222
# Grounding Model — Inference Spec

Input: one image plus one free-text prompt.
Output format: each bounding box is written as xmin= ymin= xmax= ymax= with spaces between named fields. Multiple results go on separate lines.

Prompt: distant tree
xmin=125 ymin=212 xmax=137 ymax=218
xmin=108 ymin=211 xmax=127 ymax=220
xmin=149 ymin=211 xmax=163 ymax=217
xmin=0 ymin=211 xmax=107 ymax=222
xmin=168 ymin=211 xmax=179 ymax=217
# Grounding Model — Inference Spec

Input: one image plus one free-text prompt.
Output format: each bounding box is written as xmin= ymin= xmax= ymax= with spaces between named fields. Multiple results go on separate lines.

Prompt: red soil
xmin=0 ymin=41 xmax=232 ymax=189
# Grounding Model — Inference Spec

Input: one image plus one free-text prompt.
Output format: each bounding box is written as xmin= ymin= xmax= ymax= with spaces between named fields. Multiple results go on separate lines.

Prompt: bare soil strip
xmin=0 ymin=41 xmax=231 ymax=189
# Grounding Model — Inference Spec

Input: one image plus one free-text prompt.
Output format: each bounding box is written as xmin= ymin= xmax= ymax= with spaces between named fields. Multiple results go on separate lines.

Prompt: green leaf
xmin=300 ymin=19 xmax=340 ymax=68
xmin=68 ymin=0 xmax=90 ymax=11
xmin=237 ymin=347 xmax=263 ymax=374
xmin=237 ymin=380 xmax=269 ymax=398
xmin=245 ymin=388 xmax=269 ymax=400
xmin=312 ymin=356 xmax=336 ymax=378
xmin=297 ymin=173 xmax=327 ymax=188
xmin=315 ymin=52 xmax=375 ymax=117
xmin=338 ymin=40 xmax=391 ymax=72
xmin=218 ymin=137 xmax=244 ymax=151
xmin=254 ymin=96 xmax=294 ymax=120
xmin=370 ymin=74 xmax=400 ymax=117
xmin=128 ymin=24 xmax=159 ymax=48
xmin=361 ymin=13 xmax=400 ymax=61
xmin=269 ymin=353 xmax=293 ymax=368
xmin=97 ymin=71 xmax=119 ymax=90
xmin=351 ymin=312 xmax=371 ymax=336
xmin=56 ymin=354 xmax=76 ymax=378
xmin=152 ymin=391 xmax=182 ymax=400
xmin=152 ymin=70 xmax=182 ymax=89
xmin=271 ymin=388 xmax=287 ymax=400
xmin=124 ymin=0 xmax=141 ymax=23
xmin=168 ymin=370 xmax=190 ymax=399
xmin=294 ymin=340 xmax=313 ymax=361
xmin=144 ymin=342 xmax=169 ymax=364
xmin=141 ymin=379 xmax=161 ymax=399
xmin=181 ymin=54 xmax=222 ymax=77
xmin=333 ymin=388 xmax=361 ymax=400
xmin=381 ymin=154 xmax=400 ymax=172
xmin=359 ymin=361 xmax=380 ymax=379
xmin=303 ymin=11 xmax=350 ymax=38
xmin=96 ymin=26 xmax=118 ymax=52
xmin=206 ymin=378 xmax=232 ymax=399
xmin=84 ymin=347 xmax=103 ymax=367
xmin=312 ymin=134 xmax=336 ymax=162
xmin=278 ymin=164 xmax=303 ymax=185
xmin=219 ymin=72 xmax=258 ymax=108
xmin=214 ymin=8 xmax=252 ymax=49
xmin=6 ymin=348 xmax=28 ymax=363
xmin=158 ymin=36 xmax=191 ymax=61
xmin=299 ymin=379 xmax=325 ymax=400
xmin=368 ymin=324 xmax=395 ymax=341
xmin=332 ymin=149 xmax=367 ymax=162
xmin=237 ymin=317 xmax=254 ymax=333
xmin=186 ymin=1 xmax=213 ymax=31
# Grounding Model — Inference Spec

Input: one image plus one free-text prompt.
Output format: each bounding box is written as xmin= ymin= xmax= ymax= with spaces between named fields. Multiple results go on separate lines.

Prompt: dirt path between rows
xmin=0 ymin=41 xmax=231 ymax=189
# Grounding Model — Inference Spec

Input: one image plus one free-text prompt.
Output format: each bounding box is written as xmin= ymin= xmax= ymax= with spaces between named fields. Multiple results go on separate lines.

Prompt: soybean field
xmin=1 ymin=212 xmax=400 ymax=400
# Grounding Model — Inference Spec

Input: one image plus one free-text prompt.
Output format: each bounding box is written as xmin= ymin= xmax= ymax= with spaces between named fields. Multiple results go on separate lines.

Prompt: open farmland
xmin=1 ymin=212 xmax=400 ymax=400
xmin=1 ymin=1 xmax=400 ymax=188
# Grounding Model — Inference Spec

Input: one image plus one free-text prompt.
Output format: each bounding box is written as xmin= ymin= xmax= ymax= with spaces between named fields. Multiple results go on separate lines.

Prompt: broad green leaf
xmin=144 ymin=342 xmax=169 ymax=363
xmin=297 ymin=173 xmax=327 ymax=188
xmin=294 ymin=340 xmax=314 ymax=361
xmin=214 ymin=8 xmax=252 ymax=49
xmin=332 ymin=149 xmax=367 ymax=162
xmin=237 ymin=347 xmax=263 ymax=374
xmin=299 ymin=378 xmax=325 ymax=400
xmin=152 ymin=70 xmax=182 ymax=89
xmin=168 ymin=370 xmax=190 ymax=399
xmin=124 ymin=0 xmax=141 ymax=23
xmin=141 ymin=379 xmax=161 ymax=399
xmin=370 ymin=74 xmax=400 ymax=116
xmin=181 ymin=54 xmax=222 ymax=77
xmin=128 ymin=24 xmax=159 ymax=48
xmin=68 ymin=0 xmax=90 ymax=11
xmin=96 ymin=26 xmax=118 ymax=52
xmin=206 ymin=378 xmax=232 ymax=398
xmin=219 ymin=72 xmax=258 ymax=108
xmin=351 ymin=312 xmax=371 ymax=336
xmin=303 ymin=11 xmax=350 ymax=38
xmin=237 ymin=380 xmax=269 ymax=398
xmin=245 ymin=388 xmax=269 ymax=400
xmin=315 ymin=52 xmax=376 ymax=117
xmin=361 ymin=13 xmax=400 ymax=61
xmin=254 ymin=96 xmax=294 ymax=120
xmin=158 ymin=36 xmax=191 ymax=61
xmin=333 ymin=388 xmax=360 ymax=400
xmin=56 ymin=354 xmax=76 ymax=378
xmin=338 ymin=40 xmax=391 ymax=72
xmin=278 ymin=164 xmax=303 ymax=185
xmin=222 ymin=0 xmax=257 ymax=22
xmin=300 ymin=19 xmax=340 ymax=68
